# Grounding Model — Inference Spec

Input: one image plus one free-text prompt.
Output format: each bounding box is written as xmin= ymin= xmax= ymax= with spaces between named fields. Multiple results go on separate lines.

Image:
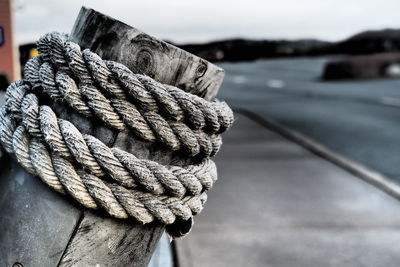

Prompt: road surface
xmin=177 ymin=113 xmax=400 ymax=267
xmin=217 ymin=57 xmax=400 ymax=183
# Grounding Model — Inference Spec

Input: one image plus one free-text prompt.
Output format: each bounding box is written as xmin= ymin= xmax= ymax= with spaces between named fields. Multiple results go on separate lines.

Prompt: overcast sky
xmin=12 ymin=0 xmax=400 ymax=45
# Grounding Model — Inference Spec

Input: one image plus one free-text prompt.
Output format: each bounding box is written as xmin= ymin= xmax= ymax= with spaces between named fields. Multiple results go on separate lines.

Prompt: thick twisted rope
xmin=0 ymin=32 xmax=233 ymax=238
xmin=24 ymin=32 xmax=233 ymax=157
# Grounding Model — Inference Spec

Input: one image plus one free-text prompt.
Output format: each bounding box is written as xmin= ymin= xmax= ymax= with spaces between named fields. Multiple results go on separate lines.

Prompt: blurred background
xmin=2 ymin=0 xmax=400 ymax=266
xmin=3 ymin=1 xmax=400 ymax=171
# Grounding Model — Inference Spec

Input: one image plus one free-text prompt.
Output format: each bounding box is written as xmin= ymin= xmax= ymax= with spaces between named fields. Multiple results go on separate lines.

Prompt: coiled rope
xmin=0 ymin=32 xmax=233 ymax=238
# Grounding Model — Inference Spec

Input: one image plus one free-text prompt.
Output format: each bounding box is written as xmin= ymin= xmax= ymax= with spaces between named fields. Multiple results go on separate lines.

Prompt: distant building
xmin=0 ymin=0 xmax=19 ymax=85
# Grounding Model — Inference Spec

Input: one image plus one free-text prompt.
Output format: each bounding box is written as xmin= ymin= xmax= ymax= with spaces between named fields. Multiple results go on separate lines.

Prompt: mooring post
xmin=0 ymin=7 xmax=224 ymax=267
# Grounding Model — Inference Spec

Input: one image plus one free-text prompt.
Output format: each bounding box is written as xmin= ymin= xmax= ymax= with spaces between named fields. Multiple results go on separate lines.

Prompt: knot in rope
xmin=0 ymin=32 xmax=233 ymax=238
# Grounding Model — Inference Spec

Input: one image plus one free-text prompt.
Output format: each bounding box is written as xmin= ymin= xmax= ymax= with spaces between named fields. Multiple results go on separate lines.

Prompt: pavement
xmin=217 ymin=58 xmax=400 ymax=183
xmin=176 ymin=112 xmax=400 ymax=267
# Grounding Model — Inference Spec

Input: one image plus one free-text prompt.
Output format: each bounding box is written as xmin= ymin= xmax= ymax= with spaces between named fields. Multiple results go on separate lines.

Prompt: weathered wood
xmin=69 ymin=7 xmax=224 ymax=101
xmin=0 ymin=7 xmax=224 ymax=267
xmin=0 ymin=154 xmax=82 ymax=267
xmin=59 ymin=211 xmax=164 ymax=267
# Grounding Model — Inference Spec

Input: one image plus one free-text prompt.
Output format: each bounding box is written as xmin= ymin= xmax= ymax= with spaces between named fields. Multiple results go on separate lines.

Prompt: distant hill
xmin=331 ymin=29 xmax=400 ymax=55
xmin=175 ymin=39 xmax=332 ymax=62
xmin=172 ymin=29 xmax=400 ymax=62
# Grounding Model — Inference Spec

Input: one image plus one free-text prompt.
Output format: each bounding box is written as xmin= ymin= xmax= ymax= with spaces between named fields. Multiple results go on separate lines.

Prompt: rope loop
xmin=0 ymin=32 xmax=233 ymax=238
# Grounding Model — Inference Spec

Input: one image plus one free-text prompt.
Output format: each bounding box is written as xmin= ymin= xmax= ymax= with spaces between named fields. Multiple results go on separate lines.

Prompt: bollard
xmin=0 ymin=7 xmax=224 ymax=267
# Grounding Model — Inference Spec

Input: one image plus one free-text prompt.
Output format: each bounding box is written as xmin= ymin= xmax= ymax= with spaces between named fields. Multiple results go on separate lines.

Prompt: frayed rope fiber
xmin=0 ymin=32 xmax=233 ymax=238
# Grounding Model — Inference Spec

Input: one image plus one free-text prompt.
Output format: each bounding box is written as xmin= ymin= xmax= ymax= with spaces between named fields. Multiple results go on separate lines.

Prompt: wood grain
xmin=0 ymin=155 xmax=82 ymax=267
xmin=59 ymin=211 xmax=164 ymax=267
xmin=69 ymin=7 xmax=224 ymax=101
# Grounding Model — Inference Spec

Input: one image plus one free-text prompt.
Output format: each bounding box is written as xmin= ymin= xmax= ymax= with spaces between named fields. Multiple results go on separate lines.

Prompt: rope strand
xmin=0 ymin=32 xmax=233 ymax=238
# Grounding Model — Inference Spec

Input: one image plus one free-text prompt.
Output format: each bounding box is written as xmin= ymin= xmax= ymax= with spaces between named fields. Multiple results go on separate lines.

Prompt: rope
xmin=0 ymin=32 xmax=233 ymax=238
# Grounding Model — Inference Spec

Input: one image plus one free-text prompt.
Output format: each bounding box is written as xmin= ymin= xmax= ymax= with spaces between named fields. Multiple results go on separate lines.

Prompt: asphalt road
xmin=217 ymin=57 xmax=400 ymax=183
xmin=178 ymin=113 xmax=400 ymax=267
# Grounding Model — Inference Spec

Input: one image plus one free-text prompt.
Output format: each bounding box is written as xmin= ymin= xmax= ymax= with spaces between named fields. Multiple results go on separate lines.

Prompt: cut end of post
xmin=70 ymin=6 xmax=225 ymax=100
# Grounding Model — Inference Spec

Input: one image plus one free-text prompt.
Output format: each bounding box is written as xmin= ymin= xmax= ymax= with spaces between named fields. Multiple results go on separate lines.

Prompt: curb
xmin=236 ymin=108 xmax=400 ymax=200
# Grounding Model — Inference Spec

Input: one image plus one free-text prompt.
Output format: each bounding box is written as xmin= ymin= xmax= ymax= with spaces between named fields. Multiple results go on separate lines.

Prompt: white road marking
xmin=266 ymin=79 xmax=285 ymax=88
xmin=379 ymin=97 xmax=400 ymax=107
xmin=232 ymin=75 xmax=247 ymax=84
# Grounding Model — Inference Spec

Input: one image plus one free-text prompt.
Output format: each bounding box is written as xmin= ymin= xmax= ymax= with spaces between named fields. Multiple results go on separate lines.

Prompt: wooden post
xmin=0 ymin=7 xmax=224 ymax=267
